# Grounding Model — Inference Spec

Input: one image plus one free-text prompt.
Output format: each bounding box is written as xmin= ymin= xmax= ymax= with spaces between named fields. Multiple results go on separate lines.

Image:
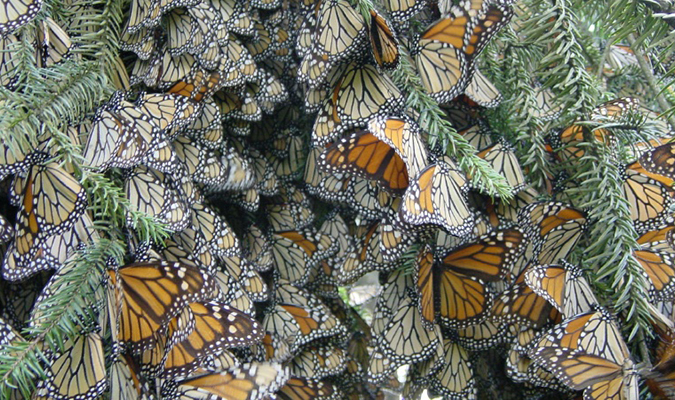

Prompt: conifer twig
xmin=628 ymin=33 xmax=675 ymax=127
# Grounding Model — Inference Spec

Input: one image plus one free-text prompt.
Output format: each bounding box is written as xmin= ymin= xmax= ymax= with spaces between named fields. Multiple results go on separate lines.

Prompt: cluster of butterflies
xmin=2 ymin=0 xmax=675 ymax=398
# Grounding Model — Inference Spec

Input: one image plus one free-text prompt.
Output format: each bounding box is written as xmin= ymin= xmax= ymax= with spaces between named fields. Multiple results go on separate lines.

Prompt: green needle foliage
xmin=1 ymin=0 xmax=675 ymax=397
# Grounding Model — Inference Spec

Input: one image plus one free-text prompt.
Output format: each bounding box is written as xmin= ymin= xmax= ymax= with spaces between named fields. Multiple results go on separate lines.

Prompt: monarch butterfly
xmin=517 ymin=201 xmax=588 ymax=266
xmin=464 ymin=68 xmax=502 ymax=108
xmin=131 ymin=47 xmax=194 ymax=89
xmin=220 ymin=35 xmax=258 ymax=85
xmin=181 ymin=100 xmax=224 ymax=148
xmin=369 ymin=9 xmax=399 ymax=69
xmin=138 ymin=312 xmax=183 ymax=377
xmin=591 ymin=97 xmax=641 ymax=120
xmin=266 ymin=186 xmax=315 ymax=232
xmin=333 ymin=62 xmax=405 ymax=127
xmin=303 ymin=86 xmax=328 ymax=114
xmin=304 ymin=260 xmax=340 ymax=299
xmin=318 ymin=211 xmax=351 ymax=265
xmin=528 ymin=307 xmax=639 ymax=400
xmin=649 ymin=363 xmax=675 ymax=399
xmin=319 ymin=116 xmax=429 ymax=194
xmin=36 ymin=18 xmax=73 ymax=68
xmin=108 ymin=55 xmax=132 ymax=91
xmin=367 ymin=347 xmax=399 ymax=385
xmin=278 ymin=376 xmax=342 ymax=400
xmin=382 ymin=0 xmax=425 ymax=23
xmin=400 ymin=156 xmax=474 ymax=236
xmin=289 ymin=344 xmax=347 ymax=379
xmin=0 ymin=34 xmax=19 ymax=89
xmin=110 ymin=354 xmax=151 ymax=399
xmin=222 ymin=256 xmax=270 ymax=302
xmin=213 ymin=0 xmax=252 ymax=36
xmin=0 ymin=315 xmax=24 ymax=348
xmin=244 ymin=22 xmax=273 ymax=62
xmin=506 ymin=347 xmax=567 ymax=391
xmin=0 ymin=0 xmax=41 ymax=34
xmin=633 ymin=248 xmax=675 ymax=301
xmin=7 ymin=212 xmax=98 ymax=286
xmin=268 ymin=25 xmax=293 ymax=61
xmin=29 ymin=241 xmax=100 ymax=328
xmin=168 ymin=68 xmax=224 ymax=103
xmin=623 ymin=162 xmax=675 ymax=233
xmin=160 ymin=362 xmax=290 ymax=400
xmin=371 ymin=269 xmax=413 ymax=338
xmin=271 ymin=229 xmax=336 ymax=287
xmin=407 ymin=335 xmax=446 ymax=382
xmin=242 ymin=224 xmax=273 ymax=272
xmin=320 ymin=131 xmax=408 ymax=193
xmin=295 ymin=6 xmax=316 ymax=54
xmin=343 ymin=332 xmax=370 ymax=384
xmin=413 ymin=1 xmax=513 ymax=103
xmin=311 ymin=97 xmax=343 ymax=148
xmin=262 ymin=301 xmax=342 ymax=356
xmin=268 ymin=145 xmax=307 ymax=185
xmin=338 ymin=220 xmax=411 ymax=285
xmin=214 ymin=88 xmax=262 ymax=122
xmin=305 ymin=149 xmax=393 ymax=220
xmin=160 ymin=234 xmax=217 ymax=274
xmin=186 ymin=4 xmax=224 ymax=58
xmin=247 ymin=148 xmax=278 ymax=197
xmin=441 ymin=228 xmax=523 ymax=281
xmin=492 ymin=266 xmax=561 ymax=328
xmin=605 ymin=44 xmax=639 ymax=73
xmin=459 ymin=124 xmax=494 ymax=150
xmin=124 ymin=0 xmax=162 ymax=34
xmin=453 ymin=319 xmax=509 ymax=351
xmin=0 ymin=275 xmax=45 ymax=329
xmin=347 ymin=284 xmax=381 ymax=307
xmin=124 ymin=165 xmax=190 ymax=232
xmin=136 ymin=92 xmax=198 ymax=132
xmin=493 ymin=186 xmax=540 ymax=224
xmin=417 ymin=230 xmax=523 ymax=329
xmin=120 ymin=25 xmax=156 ymax=60
xmin=298 ymin=0 xmax=367 ymax=88
xmin=637 ymin=225 xmax=675 ymax=252
xmin=553 ymin=124 xmax=613 ymax=162
xmin=83 ymin=95 xmax=182 ymax=172
xmin=214 ymin=270 xmax=255 ymax=317
xmin=2 ymin=162 xmax=87 ymax=281
xmin=375 ymin=293 xmax=442 ymax=364
xmin=441 ymin=102 xmax=480 ymax=132
xmin=639 ymin=141 xmax=675 ymax=181
xmin=34 ymin=332 xmax=107 ymax=400
xmin=523 ymin=262 xmax=598 ymax=318
xmin=162 ymin=301 xmax=264 ymax=378
xmin=252 ymin=331 xmax=294 ymax=363
xmin=107 ymin=261 xmax=216 ymax=353
xmin=531 ymin=86 xmax=563 ymax=121
xmin=424 ymin=339 xmax=476 ymax=399
xmin=172 ymin=136 xmax=227 ymax=186
xmin=475 ymin=141 xmax=526 ymax=194
xmin=211 ymin=141 xmax=255 ymax=192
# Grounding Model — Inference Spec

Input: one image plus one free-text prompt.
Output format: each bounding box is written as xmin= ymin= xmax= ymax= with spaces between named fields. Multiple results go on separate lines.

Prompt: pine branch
xmin=392 ymin=52 xmax=513 ymax=199
xmin=487 ymin=28 xmax=554 ymax=193
xmin=0 ymin=240 xmax=125 ymax=398
xmin=628 ymin=34 xmax=675 ymax=126
xmin=565 ymin=136 xmax=652 ymax=340
xmin=84 ymin=170 xmax=170 ymax=243
xmin=636 ymin=0 xmax=675 ymax=30
xmin=0 ymin=62 xmax=111 ymax=157
xmin=530 ymin=0 xmax=602 ymax=124
xmin=69 ymin=0 xmax=125 ymax=61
